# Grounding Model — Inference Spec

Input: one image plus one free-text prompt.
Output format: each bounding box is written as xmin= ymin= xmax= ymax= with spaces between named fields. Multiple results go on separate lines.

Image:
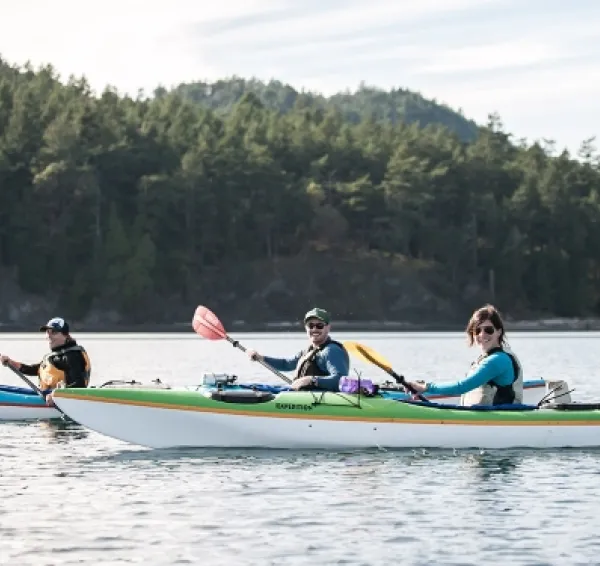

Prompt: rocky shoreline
xmin=2 ymin=318 xmax=600 ymax=333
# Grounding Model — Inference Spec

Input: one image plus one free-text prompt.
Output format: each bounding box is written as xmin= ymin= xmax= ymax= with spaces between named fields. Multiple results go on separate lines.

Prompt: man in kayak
xmin=405 ymin=304 xmax=523 ymax=406
xmin=246 ymin=307 xmax=350 ymax=391
xmin=0 ymin=317 xmax=91 ymax=405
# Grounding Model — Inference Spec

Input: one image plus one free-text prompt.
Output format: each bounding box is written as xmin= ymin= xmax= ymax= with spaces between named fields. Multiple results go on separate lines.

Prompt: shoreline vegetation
xmin=2 ymin=318 xmax=600 ymax=333
xmin=1 ymin=59 xmax=600 ymax=328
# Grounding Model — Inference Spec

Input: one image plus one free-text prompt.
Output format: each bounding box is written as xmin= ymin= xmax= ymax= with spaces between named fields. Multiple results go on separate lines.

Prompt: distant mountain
xmin=167 ymin=77 xmax=479 ymax=142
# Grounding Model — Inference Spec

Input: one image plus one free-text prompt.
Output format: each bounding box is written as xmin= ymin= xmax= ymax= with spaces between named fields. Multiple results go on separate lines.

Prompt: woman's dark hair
xmin=466 ymin=304 xmax=505 ymax=346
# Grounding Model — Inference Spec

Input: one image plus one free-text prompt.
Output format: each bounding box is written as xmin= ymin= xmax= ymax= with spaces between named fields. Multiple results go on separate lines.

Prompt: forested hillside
xmin=170 ymin=77 xmax=479 ymax=142
xmin=1 ymin=57 xmax=599 ymax=329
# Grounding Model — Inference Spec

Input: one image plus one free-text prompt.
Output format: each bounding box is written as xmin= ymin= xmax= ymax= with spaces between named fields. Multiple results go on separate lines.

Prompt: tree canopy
xmin=1 ymin=56 xmax=599 ymax=327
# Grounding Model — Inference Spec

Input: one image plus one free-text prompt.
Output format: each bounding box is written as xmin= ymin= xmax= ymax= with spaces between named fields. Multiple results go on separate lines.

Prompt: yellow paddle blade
xmin=343 ymin=341 xmax=393 ymax=374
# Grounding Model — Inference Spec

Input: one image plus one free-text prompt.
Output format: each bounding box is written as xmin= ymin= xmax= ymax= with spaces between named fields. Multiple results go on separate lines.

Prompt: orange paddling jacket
xmin=18 ymin=340 xmax=91 ymax=390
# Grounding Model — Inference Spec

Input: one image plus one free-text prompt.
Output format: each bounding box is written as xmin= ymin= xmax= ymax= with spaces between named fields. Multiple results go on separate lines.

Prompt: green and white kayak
xmin=52 ymin=386 xmax=600 ymax=450
xmin=0 ymin=376 xmax=555 ymax=422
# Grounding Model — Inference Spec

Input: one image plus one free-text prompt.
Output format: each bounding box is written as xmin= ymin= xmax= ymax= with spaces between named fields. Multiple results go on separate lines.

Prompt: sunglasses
xmin=475 ymin=325 xmax=496 ymax=335
xmin=306 ymin=322 xmax=326 ymax=330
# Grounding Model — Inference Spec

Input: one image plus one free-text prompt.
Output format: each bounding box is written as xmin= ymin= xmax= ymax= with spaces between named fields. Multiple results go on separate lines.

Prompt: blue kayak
xmin=0 ymin=384 xmax=60 ymax=420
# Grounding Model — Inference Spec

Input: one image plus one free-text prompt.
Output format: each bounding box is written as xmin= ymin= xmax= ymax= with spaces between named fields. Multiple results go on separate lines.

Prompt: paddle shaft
xmin=193 ymin=307 xmax=293 ymax=386
xmin=224 ymin=336 xmax=292 ymax=385
xmin=4 ymin=362 xmax=45 ymax=398
xmin=354 ymin=345 xmax=430 ymax=402
xmin=387 ymin=368 xmax=429 ymax=402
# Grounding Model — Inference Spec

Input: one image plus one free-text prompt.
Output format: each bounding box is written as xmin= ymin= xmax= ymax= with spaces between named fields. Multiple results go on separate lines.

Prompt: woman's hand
xmin=405 ymin=380 xmax=428 ymax=393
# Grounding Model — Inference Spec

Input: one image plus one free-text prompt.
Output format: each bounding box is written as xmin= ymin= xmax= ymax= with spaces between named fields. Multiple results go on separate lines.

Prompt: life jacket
xmin=460 ymin=346 xmax=523 ymax=406
xmin=294 ymin=338 xmax=346 ymax=380
xmin=38 ymin=343 xmax=92 ymax=390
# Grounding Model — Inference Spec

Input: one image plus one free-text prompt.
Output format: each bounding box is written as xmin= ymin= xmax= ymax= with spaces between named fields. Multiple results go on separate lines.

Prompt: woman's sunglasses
xmin=306 ymin=322 xmax=326 ymax=330
xmin=475 ymin=325 xmax=496 ymax=335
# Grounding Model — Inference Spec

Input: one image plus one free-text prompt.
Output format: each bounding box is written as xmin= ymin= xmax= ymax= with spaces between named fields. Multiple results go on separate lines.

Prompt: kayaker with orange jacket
xmin=0 ymin=317 xmax=91 ymax=404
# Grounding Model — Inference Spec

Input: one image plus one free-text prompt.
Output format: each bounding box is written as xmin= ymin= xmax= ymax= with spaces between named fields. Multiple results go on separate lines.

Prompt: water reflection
xmin=463 ymin=451 xmax=522 ymax=481
xmin=38 ymin=419 xmax=89 ymax=443
xmin=86 ymin=446 xmax=385 ymax=465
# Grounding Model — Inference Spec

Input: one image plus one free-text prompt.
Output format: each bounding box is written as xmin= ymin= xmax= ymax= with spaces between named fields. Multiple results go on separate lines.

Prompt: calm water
xmin=1 ymin=331 xmax=600 ymax=565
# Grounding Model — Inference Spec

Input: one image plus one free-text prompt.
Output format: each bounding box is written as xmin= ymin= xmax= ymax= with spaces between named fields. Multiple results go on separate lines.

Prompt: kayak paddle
xmin=192 ymin=305 xmax=292 ymax=385
xmin=343 ymin=341 xmax=430 ymax=402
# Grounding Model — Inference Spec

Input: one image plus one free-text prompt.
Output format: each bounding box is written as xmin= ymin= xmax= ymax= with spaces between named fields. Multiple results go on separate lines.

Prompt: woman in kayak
xmin=406 ymin=304 xmax=523 ymax=406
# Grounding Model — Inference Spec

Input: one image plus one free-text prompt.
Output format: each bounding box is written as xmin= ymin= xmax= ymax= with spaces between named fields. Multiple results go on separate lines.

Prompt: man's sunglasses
xmin=306 ymin=322 xmax=326 ymax=330
xmin=475 ymin=325 xmax=496 ymax=335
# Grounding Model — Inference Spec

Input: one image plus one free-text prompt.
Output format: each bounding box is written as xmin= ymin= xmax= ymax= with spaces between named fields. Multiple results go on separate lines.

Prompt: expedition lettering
xmin=275 ymin=403 xmax=313 ymax=411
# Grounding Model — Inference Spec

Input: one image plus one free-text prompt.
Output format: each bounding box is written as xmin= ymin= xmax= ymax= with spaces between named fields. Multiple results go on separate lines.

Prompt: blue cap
xmin=39 ymin=317 xmax=70 ymax=334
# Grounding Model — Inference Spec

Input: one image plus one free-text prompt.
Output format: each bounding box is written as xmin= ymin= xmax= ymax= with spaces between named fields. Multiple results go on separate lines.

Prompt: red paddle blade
xmin=192 ymin=305 xmax=227 ymax=340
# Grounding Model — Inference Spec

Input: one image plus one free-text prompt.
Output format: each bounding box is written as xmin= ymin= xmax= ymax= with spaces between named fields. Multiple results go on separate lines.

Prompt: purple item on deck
xmin=339 ymin=376 xmax=377 ymax=396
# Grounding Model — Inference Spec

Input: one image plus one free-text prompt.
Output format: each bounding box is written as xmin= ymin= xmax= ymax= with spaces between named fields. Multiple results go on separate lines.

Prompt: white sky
xmin=1 ymin=0 xmax=599 ymax=154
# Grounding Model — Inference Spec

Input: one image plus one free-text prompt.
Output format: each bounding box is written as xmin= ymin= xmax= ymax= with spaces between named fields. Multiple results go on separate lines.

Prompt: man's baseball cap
xmin=303 ymin=308 xmax=331 ymax=325
xmin=39 ymin=317 xmax=70 ymax=334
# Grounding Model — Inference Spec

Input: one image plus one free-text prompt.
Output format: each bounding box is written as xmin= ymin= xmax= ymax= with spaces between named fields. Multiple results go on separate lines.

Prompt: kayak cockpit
xmin=399 ymin=399 xmax=539 ymax=411
xmin=208 ymin=390 xmax=275 ymax=404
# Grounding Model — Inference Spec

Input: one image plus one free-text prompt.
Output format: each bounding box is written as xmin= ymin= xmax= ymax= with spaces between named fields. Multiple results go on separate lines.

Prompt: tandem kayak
xmin=51 ymin=384 xmax=597 ymax=450
xmin=0 ymin=377 xmax=558 ymax=422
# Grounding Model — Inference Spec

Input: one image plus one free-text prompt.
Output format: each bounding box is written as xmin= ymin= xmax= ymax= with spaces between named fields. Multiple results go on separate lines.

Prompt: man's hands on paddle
xmin=246 ymin=349 xmax=263 ymax=362
xmin=247 ymin=349 xmax=311 ymax=390
xmin=0 ymin=355 xmax=15 ymax=367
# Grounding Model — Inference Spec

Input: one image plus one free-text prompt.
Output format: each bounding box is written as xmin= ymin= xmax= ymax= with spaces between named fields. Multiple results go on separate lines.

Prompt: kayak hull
xmin=52 ymin=387 xmax=600 ymax=450
xmin=0 ymin=378 xmax=554 ymax=422
xmin=0 ymin=385 xmax=61 ymax=420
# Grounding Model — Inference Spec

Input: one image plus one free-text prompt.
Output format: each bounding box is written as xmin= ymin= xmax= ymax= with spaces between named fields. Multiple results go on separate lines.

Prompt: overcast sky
xmin=1 ymin=0 xmax=599 ymax=154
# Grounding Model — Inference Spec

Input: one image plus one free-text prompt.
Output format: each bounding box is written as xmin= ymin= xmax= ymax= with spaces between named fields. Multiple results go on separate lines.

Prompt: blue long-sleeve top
xmin=263 ymin=342 xmax=350 ymax=392
xmin=425 ymin=351 xmax=514 ymax=396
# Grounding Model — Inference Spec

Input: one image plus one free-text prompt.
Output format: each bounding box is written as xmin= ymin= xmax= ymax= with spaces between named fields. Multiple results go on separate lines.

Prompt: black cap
xmin=39 ymin=317 xmax=70 ymax=334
